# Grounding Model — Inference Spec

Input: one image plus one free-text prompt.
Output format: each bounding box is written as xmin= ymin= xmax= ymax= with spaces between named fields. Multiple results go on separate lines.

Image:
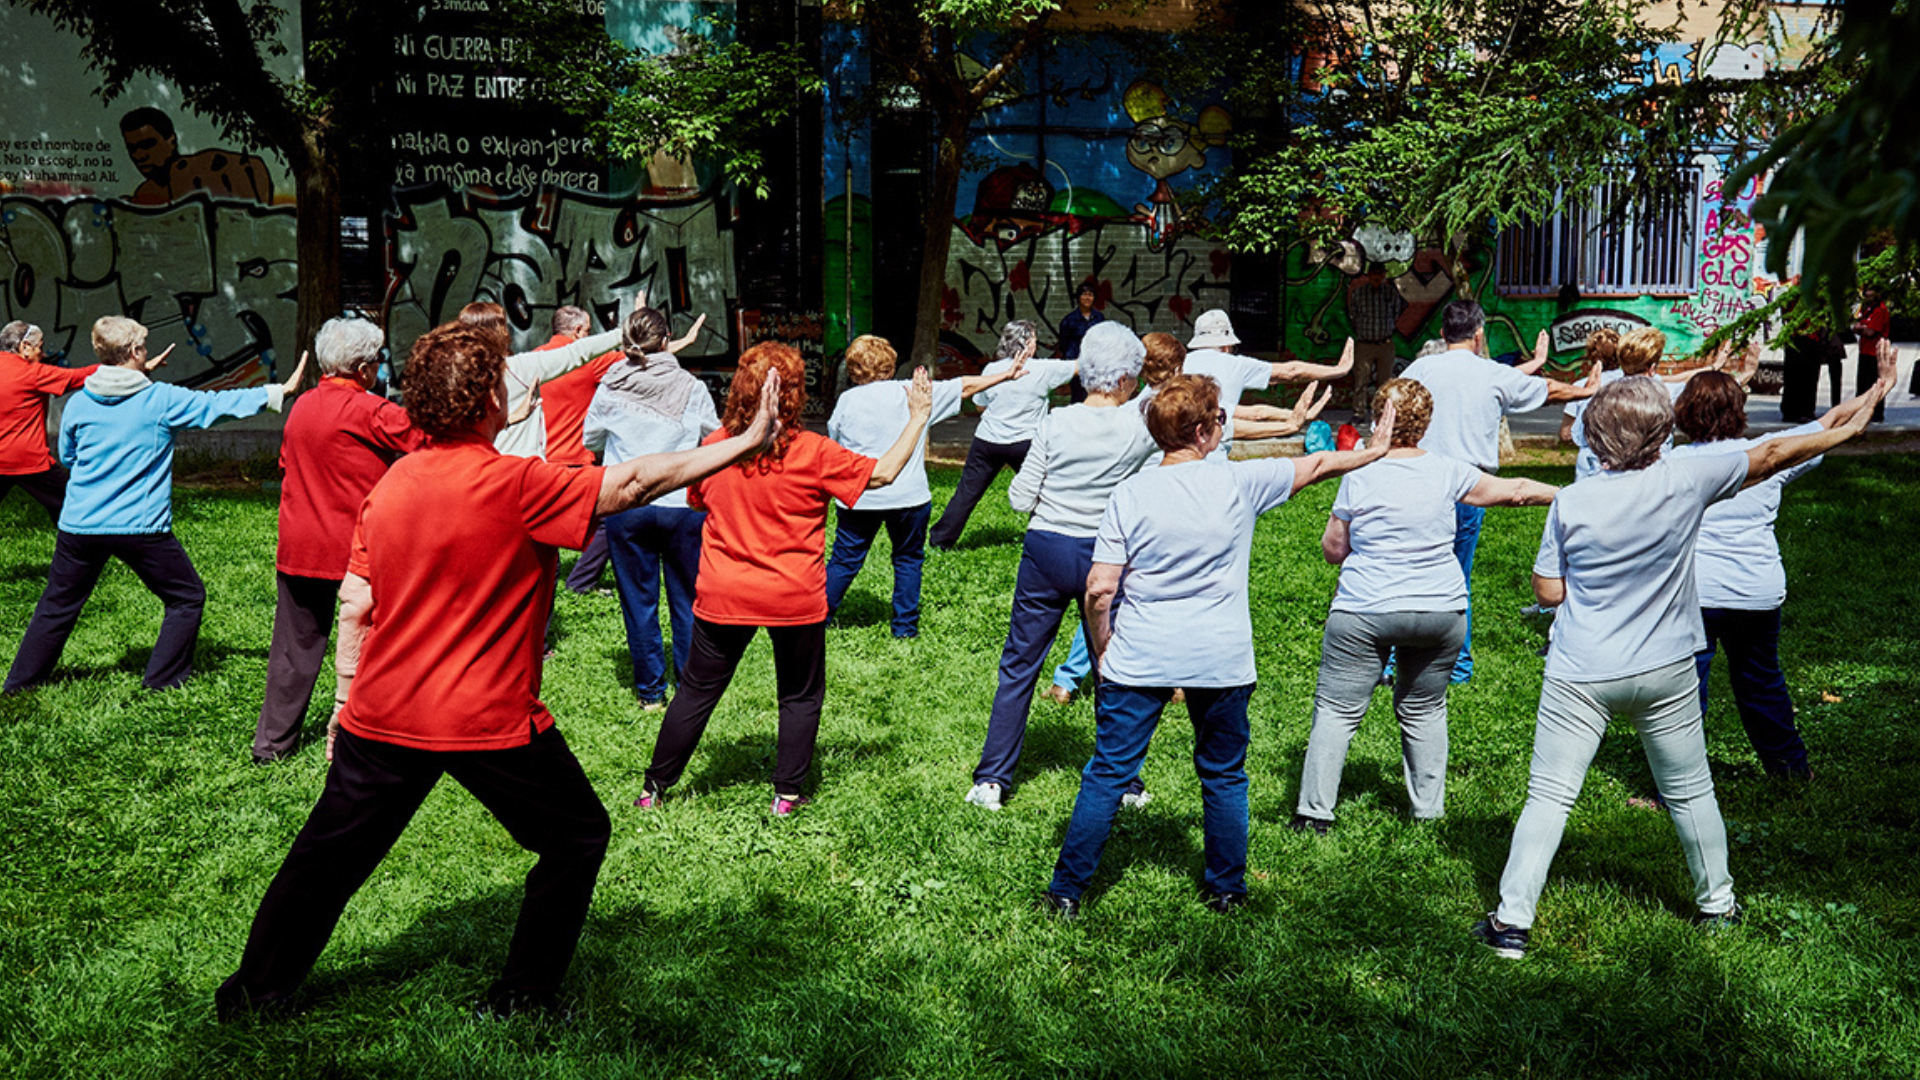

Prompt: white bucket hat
xmin=1189 ymin=309 xmax=1239 ymax=349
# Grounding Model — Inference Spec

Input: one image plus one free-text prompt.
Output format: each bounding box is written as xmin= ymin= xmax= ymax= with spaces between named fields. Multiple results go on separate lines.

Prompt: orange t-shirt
xmin=0 ymin=352 xmax=96 ymax=474
xmin=339 ymin=436 xmax=603 ymax=751
xmin=689 ymin=429 xmax=876 ymax=625
xmin=541 ymin=350 xmax=622 ymax=466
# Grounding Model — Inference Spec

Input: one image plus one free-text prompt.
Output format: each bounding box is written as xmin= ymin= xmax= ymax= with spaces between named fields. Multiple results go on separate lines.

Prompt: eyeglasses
xmin=1214 ymin=408 xmax=1228 ymax=428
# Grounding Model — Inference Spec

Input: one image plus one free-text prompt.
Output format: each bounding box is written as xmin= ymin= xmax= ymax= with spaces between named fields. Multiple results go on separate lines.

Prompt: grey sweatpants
xmin=1296 ymin=609 xmax=1466 ymax=821
xmin=1495 ymin=658 xmax=1735 ymax=929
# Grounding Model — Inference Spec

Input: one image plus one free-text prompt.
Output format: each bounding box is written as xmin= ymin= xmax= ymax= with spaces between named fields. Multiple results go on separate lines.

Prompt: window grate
xmin=1498 ymin=167 xmax=1703 ymax=296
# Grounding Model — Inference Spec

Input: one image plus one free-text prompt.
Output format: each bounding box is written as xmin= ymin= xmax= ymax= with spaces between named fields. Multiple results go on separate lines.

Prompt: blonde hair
xmin=1616 ymin=327 xmax=1667 ymax=376
xmin=845 ymin=334 xmax=898 ymax=385
xmin=1372 ymin=378 xmax=1433 ymax=449
xmin=91 ymin=316 xmax=148 ymax=366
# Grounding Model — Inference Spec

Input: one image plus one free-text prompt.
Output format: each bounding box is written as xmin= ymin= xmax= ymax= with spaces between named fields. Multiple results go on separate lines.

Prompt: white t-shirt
xmin=1669 ymin=423 xmax=1822 ymax=609
xmin=827 ymin=377 xmax=967 ymax=510
xmin=1402 ymin=348 xmax=1551 ymax=470
xmin=1533 ymin=454 xmax=1750 ymax=681
xmin=972 ymin=358 xmax=1076 ymax=445
xmin=1329 ymin=452 xmax=1484 ymax=613
xmin=1094 ymin=458 xmax=1298 ymax=687
xmin=1183 ymin=349 xmax=1272 ymax=402
xmin=1571 ymin=375 xmax=1682 ymax=480
xmin=1009 ymin=402 xmax=1160 ymax=537
xmin=582 ymin=381 xmax=721 ymax=510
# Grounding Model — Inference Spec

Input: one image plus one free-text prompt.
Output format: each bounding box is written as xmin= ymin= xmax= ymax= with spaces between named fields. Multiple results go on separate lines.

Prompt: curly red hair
xmin=400 ymin=325 xmax=505 ymax=439
xmin=724 ymin=342 xmax=806 ymax=466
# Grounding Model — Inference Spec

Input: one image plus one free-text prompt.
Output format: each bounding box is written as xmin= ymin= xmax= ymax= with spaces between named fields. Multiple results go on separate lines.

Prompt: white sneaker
xmin=965 ymin=782 xmax=1003 ymax=811
xmin=1121 ymin=790 xmax=1153 ymax=809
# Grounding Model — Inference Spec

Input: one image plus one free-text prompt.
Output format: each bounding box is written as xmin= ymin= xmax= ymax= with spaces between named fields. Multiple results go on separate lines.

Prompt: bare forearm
xmin=600 ymin=433 xmax=760 ymax=514
xmin=1086 ymin=591 xmax=1116 ymax=661
xmin=1744 ymin=427 xmax=1855 ymax=488
xmin=1273 ymin=361 xmax=1344 ymax=383
xmin=333 ymin=575 xmax=372 ymax=707
xmin=1544 ymin=379 xmax=1594 ymax=403
xmin=1532 ymin=574 xmax=1565 ymax=606
xmin=959 ymin=369 xmax=1015 ymax=397
xmin=1291 ymin=445 xmax=1387 ymax=493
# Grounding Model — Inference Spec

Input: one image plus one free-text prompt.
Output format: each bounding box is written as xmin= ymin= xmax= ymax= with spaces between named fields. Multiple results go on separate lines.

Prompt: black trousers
xmin=5 ymin=530 xmax=205 ymax=692
xmin=254 ymin=573 xmax=342 ymax=760
xmin=928 ymin=437 xmax=1029 ymax=549
xmin=564 ymin=522 xmax=611 ymax=593
xmin=643 ymin=618 xmax=827 ymax=796
xmin=218 ymin=725 xmax=611 ymax=1012
xmin=0 ymin=466 xmax=68 ymax=522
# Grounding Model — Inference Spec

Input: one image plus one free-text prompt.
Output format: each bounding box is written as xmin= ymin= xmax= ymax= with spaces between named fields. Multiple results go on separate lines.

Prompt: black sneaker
xmin=1202 ymin=890 xmax=1247 ymax=914
xmin=1470 ymin=915 xmax=1529 ymax=959
xmin=1041 ymin=893 xmax=1081 ymax=919
xmin=1288 ymin=813 xmax=1331 ymax=835
xmin=1691 ymin=903 xmax=1744 ymax=934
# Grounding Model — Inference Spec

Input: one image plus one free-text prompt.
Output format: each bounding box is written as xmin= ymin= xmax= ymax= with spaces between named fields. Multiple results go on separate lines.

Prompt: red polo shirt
xmin=0 ymin=352 xmax=97 ymax=474
xmin=275 ymin=377 xmax=424 ymax=579
xmin=541 ymin=350 xmax=622 ymax=466
xmin=339 ymin=436 xmax=603 ymax=751
xmin=689 ymin=429 xmax=875 ymax=626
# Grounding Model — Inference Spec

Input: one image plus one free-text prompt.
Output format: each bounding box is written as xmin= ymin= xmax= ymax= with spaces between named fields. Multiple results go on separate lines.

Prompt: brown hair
xmin=1372 ymin=378 xmax=1432 ymax=449
xmin=1673 ymin=370 xmax=1749 ymax=443
xmin=1616 ymin=327 xmax=1666 ymax=376
xmin=844 ymin=334 xmax=898 ymax=385
xmin=724 ymin=342 xmax=806 ymax=466
xmin=1585 ymin=328 xmax=1621 ymax=371
xmin=456 ymin=302 xmax=511 ymax=358
xmin=400 ymin=325 xmax=505 ymax=439
xmin=1145 ymin=373 xmax=1222 ymax=453
xmin=1584 ymin=376 xmax=1674 ymax=472
xmin=1141 ymin=332 xmax=1187 ymax=389
xmin=622 ymin=306 xmax=671 ymax=360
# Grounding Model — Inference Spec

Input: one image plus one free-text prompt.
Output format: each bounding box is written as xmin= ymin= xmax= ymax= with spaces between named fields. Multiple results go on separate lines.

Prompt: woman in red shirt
xmin=638 ymin=342 xmax=932 ymax=815
xmin=219 ymin=323 xmax=781 ymax=1020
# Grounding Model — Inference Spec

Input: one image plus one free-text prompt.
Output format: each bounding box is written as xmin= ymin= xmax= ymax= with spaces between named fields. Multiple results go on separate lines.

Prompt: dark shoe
xmin=892 ymin=627 xmax=919 ymax=639
xmin=1202 ymin=890 xmax=1247 ymax=914
xmin=1470 ymin=915 xmax=1529 ymax=959
xmin=1041 ymin=893 xmax=1081 ymax=919
xmin=1288 ymin=813 xmax=1331 ymax=835
xmin=250 ymin=750 xmax=291 ymax=765
xmin=214 ymin=983 xmax=291 ymax=1023
xmin=635 ymin=692 xmax=667 ymax=712
xmin=1691 ymin=903 xmax=1744 ymax=934
xmin=476 ymin=983 xmax=567 ymax=1023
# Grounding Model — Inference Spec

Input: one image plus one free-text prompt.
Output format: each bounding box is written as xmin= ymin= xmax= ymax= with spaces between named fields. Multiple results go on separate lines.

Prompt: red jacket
xmin=275 ymin=377 xmax=425 ymax=579
xmin=0 ymin=351 xmax=97 ymax=475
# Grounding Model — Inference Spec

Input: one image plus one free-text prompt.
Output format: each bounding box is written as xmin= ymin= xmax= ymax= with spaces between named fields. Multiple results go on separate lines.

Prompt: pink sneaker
xmin=633 ymin=789 xmax=661 ymax=810
xmin=770 ymin=794 xmax=811 ymax=817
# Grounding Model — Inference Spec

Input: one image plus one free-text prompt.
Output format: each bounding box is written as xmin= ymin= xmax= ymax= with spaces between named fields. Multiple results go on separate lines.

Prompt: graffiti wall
xmin=0 ymin=3 xmax=301 ymax=387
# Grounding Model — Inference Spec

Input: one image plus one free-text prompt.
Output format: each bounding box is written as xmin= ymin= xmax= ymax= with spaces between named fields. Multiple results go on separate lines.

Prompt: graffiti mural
xmin=382 ymin=184 xmax=737 ymax=359
xmin=0 ymin=193 xmax=296 ymax=387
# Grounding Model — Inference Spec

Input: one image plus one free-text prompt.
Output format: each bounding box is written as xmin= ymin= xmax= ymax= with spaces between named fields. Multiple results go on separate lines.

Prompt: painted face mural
xmin=1121 ymin=81 xmax=1230 ymax=250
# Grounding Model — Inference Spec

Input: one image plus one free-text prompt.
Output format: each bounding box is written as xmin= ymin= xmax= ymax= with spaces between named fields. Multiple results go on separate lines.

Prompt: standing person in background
xmin=1345 ymin=263 xmax=1406 ymax=425
xmin=1779 ymin=321 xmax=1842 ymax=423
xmin=217 ymin=324 xmax=782 ymax=1022
xmin=1400 ymin=300 xmax=1599 ymax=683
xmin=254 ymin=318 xmax=422 ymax=764
xmin=826 ymin=334 xmax=1024 ymax=637
xmin=1292 ymin=379 xmax=1558 ymax=834
xmin=1851 ymin=287 xmax=1891 ymax=423
xmin=584 ymin=306 xmax=720 ymax=711
xmin=1472 ymin=373 xmax=1889 ymax=960
xmin=1186 ymin=309 xmax=1354 ymax=397
xmin=1043 ymin=375 xmax=1391 ymax=916
xmin=637 ymin=345 xmax=935 ymax=815
xmin=0 ymin=321 xmax=96 ymax=525
xmin=1059 ymin=282 xmax=1104 ymax=404
xmin=929 ymin=321 xmax=1074 ymax=551
xmin=967 ymin=323 xmax=1160 ymax=811
xmin=6 ymin=317 xmax=307 ymax=693
xmin=455 ymin=301 xmax=622 ymax=459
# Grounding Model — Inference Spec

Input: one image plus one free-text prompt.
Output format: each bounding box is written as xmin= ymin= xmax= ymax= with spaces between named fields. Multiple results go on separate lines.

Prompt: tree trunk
xmin=908 ymin=116 xmax=971 ymax=370
xmin=292 ymin=120 xmax=341 ymax=386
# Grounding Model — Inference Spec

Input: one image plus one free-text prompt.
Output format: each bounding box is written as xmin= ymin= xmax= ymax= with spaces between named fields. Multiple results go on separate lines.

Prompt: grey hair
xmin=1077 ymin=322 xmax=1145 ymax=395
xmin=622 ymin=306 xmax=672 ymax=361
xmin=0 ymin=320 xmax=41 ymax=352
xmin=1416 ymin=337 xmax=1447 ymax=358
xmin=994 ymin=320 xmax=1037 ymax=361
xmin=552 ymin=305 xmax=591 ymax=338
xmin=314 ymin=317 xmax=386 ymax=376
xmin=1584 ymin=376 xmax=1674 ymax=472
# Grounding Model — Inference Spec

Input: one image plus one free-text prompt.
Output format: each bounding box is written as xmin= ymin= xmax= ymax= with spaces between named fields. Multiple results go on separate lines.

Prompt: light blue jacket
xmin=58 ymin=366 xmax=284 ymax=535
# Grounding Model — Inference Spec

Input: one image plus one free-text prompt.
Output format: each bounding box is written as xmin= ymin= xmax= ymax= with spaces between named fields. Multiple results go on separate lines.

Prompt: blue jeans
xmin=826 ymin=502 xmax=931 ymax=636
xmin=1052 ymin=624 xmax=1092 ymax=690
xmin=1050 ymin=682 xmax=1254 ymax=900
xmin=1695 ymin=606 xmax=1809 ymax=776
xmin=605 ymin=505 xmax=704 ymax=700
xmin=975 ymin=529 xmax=1093 ymax=787
xmin=1451 ymin=502 xmax=1484 ymax=680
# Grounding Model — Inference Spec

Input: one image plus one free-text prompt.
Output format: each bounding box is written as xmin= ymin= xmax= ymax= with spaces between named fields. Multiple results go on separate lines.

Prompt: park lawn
xmin=1 ymin=455 xmax=1918 ymax=1079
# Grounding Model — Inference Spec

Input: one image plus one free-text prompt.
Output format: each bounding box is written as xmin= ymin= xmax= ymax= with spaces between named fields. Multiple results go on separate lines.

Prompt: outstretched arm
xmin=959 ymin=350 xmax=1029 ymax=398
xmin=1461 ymin=473 xmax=1559 ymax=508
xmin=1233 ymin=383 xmax=1329 ymax=440
xmin=667 ymin=313 xmax=708 ymax=355
xmin=1742 ymin=373 xmax=1891 ymax=490
xmin=1289 ymin=398 xmax=1395 ymax=494
xmin=1514 ymin=330 xmax=1551 ymax=376
xmin=1270 ymin=338 xmax=1355 ymax=384
xmin=1543 ymin=361 xmax=1603 ymax=403
xmin=596 ymin=369 xmax=783 ymax=514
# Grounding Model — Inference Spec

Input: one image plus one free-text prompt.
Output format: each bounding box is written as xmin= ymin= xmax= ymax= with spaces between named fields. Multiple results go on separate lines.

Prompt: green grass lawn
xmin=3 ymin=456 xmax=1919 ymax=1078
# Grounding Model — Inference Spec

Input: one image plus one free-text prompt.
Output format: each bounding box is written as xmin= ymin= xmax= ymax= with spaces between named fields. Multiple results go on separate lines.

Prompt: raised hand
xmin=143 ymin=343 xmax=175 ymax=372
xmin=746 ymin=368 xmax=783 ymax=451
xmin=1330 ymin=338 xmax=1355 ymax=377
xmin=508 ymin=383 xmax=539 ymax=426
xmin=1583 ymin=360 xmax=1603 ymax=391
xmin=1291 ymin=381 xmax=1329 ymax=426
xmin=1367 ymin=397 xmax=1397 ymax=452
xmin=1878 ymin=337 xmax=1899 ymax=385
xmin=907 ymin=366 xmax=934 ymax=419
xmin=279 ymin=350 xmax=310 ymax=396
xmin=668 ymin=313 xmax=707 ymax=355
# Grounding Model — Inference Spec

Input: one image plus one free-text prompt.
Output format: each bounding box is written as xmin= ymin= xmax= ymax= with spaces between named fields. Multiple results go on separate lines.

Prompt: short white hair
xmin=314 ymin=318 xmax=386 ymax=376
xmin=91 ymin=316 xmax=147 ymax=365
xmin=552 ymin=305 xmax=591 ymax=338
xmin=1077 ymin=322 xmax=1145 ymax=394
